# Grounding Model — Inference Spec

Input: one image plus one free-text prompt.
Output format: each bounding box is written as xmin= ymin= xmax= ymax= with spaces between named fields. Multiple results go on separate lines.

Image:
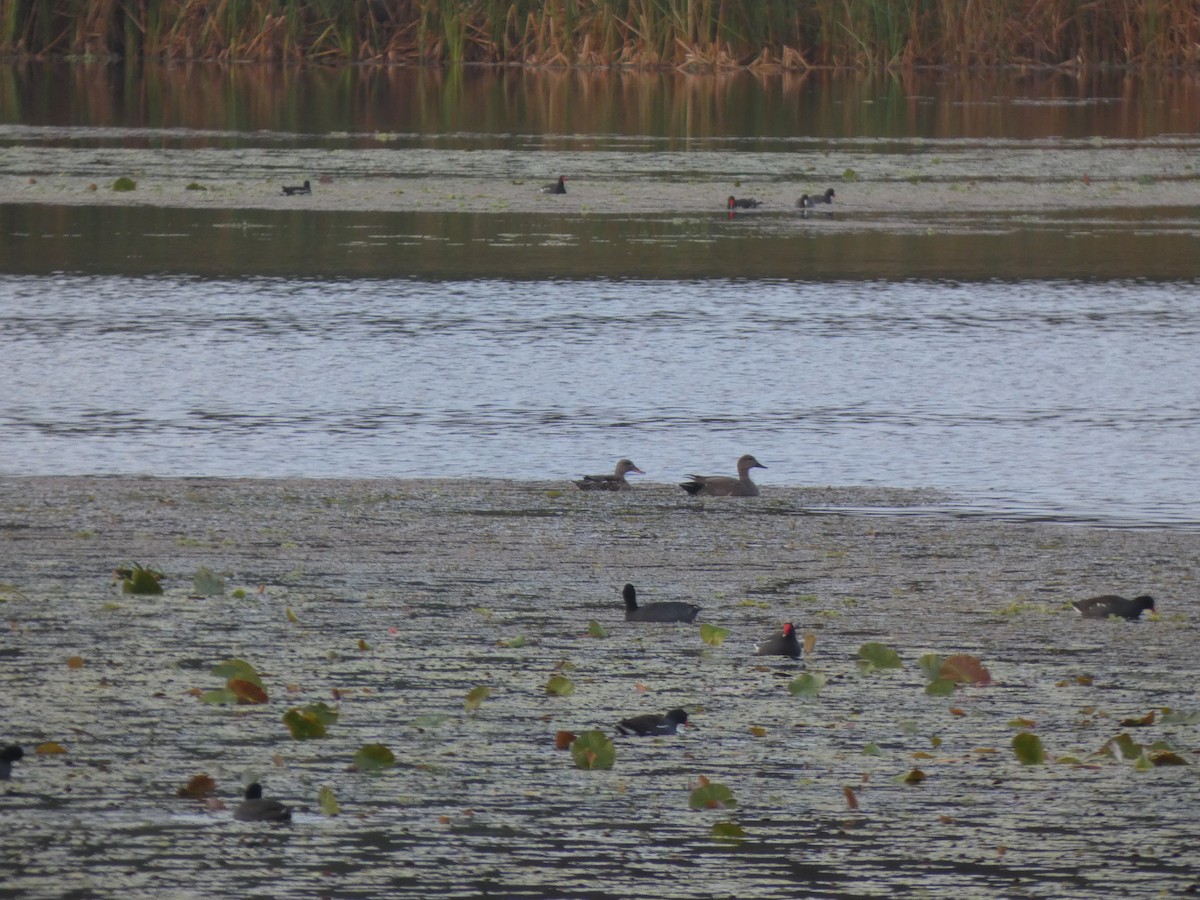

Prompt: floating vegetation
xmin=283 ymin=701 xmax=338 ymax=739
xmin=545 ymin=674 xmax=575 ymax=696
xmin=699 ymin=623 xmax=729 ymax=647
xmin=116 ymin=563 xmax=163 ymax=595
xmin=177 ymin=774 xmax=217 ymax=799
xmin=1012 ymin=732 xmax=1046 ymax=765
xmin=191 ymin=567 xmax=225 ymax=597
xmin=464 ymin=685 xmax=491 ymax=710
xmin=570 ymin=730 xmax=615 ymax=770
xmin=352 ymin=743 xmax=395 ymax=771
xmin=857 ymin=642 xmax=903 ymax=673
xmin=920 ymin=652 xmax=991 ymax=695
xmin=689 ymin=776 xmax=736 ymax=809
xmin=318 ymin=785 xmax=340 ymax=815
xmin=787 ymin=672 xmax=826 ymax=697
xmin=586 ymin=620 xmax=608 ymax=638
xmin=198 ymin=658 xmax=268 ymax=705
xmin=112 ymin=177 xmax=137 ymax=192
xmin=711 ymin=821 xmax=747 ymax=842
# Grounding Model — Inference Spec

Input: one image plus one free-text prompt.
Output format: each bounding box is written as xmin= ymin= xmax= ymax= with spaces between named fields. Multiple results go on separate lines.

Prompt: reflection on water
xmin=1 ymin=273 xmax=1197 ymax=528
xmin=3 ymin=63 xmax=1200 ymax=147
xmin=2 ymin=204 xmax=1199 ymax=281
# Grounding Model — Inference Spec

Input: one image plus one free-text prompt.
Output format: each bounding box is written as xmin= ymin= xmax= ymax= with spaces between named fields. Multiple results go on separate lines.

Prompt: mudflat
xmin=1 ymin=475 xmax=1197 ymax=897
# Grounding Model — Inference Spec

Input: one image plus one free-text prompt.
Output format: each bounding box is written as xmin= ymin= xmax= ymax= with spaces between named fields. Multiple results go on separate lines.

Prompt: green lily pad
xmin=546 ymin=674 xmax=575 ymax=696
xmin=1012 ymin=732 xmax=1045 ymax=765
xmin=353 ymin=743 xmax=396 ymax=771
xmin=570 ymin=730 xmax=615 ymax=770
xmin=711 ymin=821 xmax=747 ymax=842
xmin=112 ymin=176 xmax=137 ymax=192
xmin=120 ymin=562 xmax=163 ymax=595
xmin=198 ymin=688 xmax=238 ymax=705
xmin=500 ymin=635 xmax=527 ymax=648
xmin=587 ymin=619 xmax=608 ymax=638
xmin=857 ymin=642 xmax=903 ymax=673
xmin=465 ymin=685 xmax=491 ymax=710
xmin=318 ymin=785 xmax=339 ymax=816
xmin=861 ymin=742 xmax=882 ymax=756
xmin=787 ymin=672 xmax=826 ymax=697
xmin=211 ymin=658 xmax=262 ymax=686
xmin=700 ymin=624 xmax=730 ymax=647
xmin=918 ymin=653 xmax=944 ymax=682
xmin=283 ymin=702 xmax=338 ymax=740
xmin=925 ymin=678 xmax=957 ymax=696
xmin=689 ymin=779 xmax=737 ymax=809
xmin=192 ymin=567 xmax=225 ymax=597
xmin=411 ymin=713 xmax=451 ymax=730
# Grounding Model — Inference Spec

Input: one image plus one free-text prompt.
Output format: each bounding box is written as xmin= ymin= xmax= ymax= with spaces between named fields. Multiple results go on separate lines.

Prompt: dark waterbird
xmin=797 ymin=188 xmax=836 ymax=217
xmin=616 ymin=708 xmax=690 ymax=736
xmin=727 ymin=195 xmax=763 ymax=210
xmin=755 ymin=622 xmax=803 ymax=659
xmin=574 ymin=458 xmax=644 ymax=492
xmin=623 ymin=583 xmax=700 ymax=623
xmin=234 ymin=782 xmax=292 ymax=822
xmin=0 ymin=744 xmax=24 ymax=779
xmin=542 ymin=175 xmax=567 ymax=194
xmin=281 ymin=180 xmax=311 ymax=196
xmin=1072 ymin=594 xmax=1156 ymax=620
xmin=680 ymin=454 xmax=767 ymax=497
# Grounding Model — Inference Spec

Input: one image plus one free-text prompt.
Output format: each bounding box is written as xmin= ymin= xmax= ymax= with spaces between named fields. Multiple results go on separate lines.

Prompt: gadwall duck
xmin=727 ymin=195 xmax=763 ymax=210
xmin=0 ymin=744 xmax=24 ymax=779
xmin=680 ymin=454 xmax=767 ymax=497
xmin=755 ymin=623 xmax=803 ymax=659
xmin=1072 ymin=594 xmax=1156 ymax=620
xmin=234 ymin=782 xmax=292 ymax=822
xmin=574 ymin=459 xmax=645 ymax=492
xmin=281 ymin=180 xmax=311 ymax=196
xmin=623 ymin=583 xmax=700 ymax=623
xmin=542 ymin=176 xmax=567 ymax=194
xmin=616 ymin=708 xmax=690 ymax=736
xmin=797 ymin=188 xmax=835 ymax=217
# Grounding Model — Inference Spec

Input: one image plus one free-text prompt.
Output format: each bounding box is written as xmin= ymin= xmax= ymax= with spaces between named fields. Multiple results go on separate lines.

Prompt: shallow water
xmin=1 ymin=270 xmax=1199 ymax=529
xmin=2 ymin=477 xmax=1198 ymax=899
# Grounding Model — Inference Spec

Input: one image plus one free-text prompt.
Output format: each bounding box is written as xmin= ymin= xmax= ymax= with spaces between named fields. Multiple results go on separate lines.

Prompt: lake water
xmin=1 ymin=64 xmax=1199 ymax=529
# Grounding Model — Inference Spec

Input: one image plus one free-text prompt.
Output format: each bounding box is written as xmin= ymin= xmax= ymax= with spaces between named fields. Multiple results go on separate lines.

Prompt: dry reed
xmin=0 ymin=0 xmax=1197 ymax=69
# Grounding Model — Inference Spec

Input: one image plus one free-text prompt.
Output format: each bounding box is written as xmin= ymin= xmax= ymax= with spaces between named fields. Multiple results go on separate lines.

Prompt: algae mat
xmin=1 ymin=477 xmax=1198 ymax=898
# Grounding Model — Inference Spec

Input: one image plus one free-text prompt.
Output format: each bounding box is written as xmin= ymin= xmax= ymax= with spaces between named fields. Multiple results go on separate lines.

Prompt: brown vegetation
xmin=1 ymin=0 xmax=1198 ymax=69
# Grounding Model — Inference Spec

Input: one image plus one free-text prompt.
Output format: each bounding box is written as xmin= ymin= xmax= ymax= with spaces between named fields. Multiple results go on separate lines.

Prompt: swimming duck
xmin=680 ymin=454 xmax=767 ymax=497
xmin=281 ymin=180 xmax=311 ymax=196
xmin=574 ymin=459 xmax=645 ymax=492
xmin=0 ymin=744 xmax=24 ymax=779
xmin=234 ymin=782 xmax=292 ymax=822
xmin=616 ymin=708 xmax=690 ymax=736
xmin=1072 ymin=594 xmax=1156 ymax=620
xmin=755 ymin=623 xmax=803 ymax=659
xmin=727 ymin=196 xmax=763 ymax=210
xmin=542 ymin=176 xmax=567 ymax=194
xmin=623 ymin=583 xmax=700 ymax=623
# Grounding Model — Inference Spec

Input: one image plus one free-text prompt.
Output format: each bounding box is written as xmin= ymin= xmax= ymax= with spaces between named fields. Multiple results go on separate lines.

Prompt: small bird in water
xmin=1072 ymin=594 xmax=1156 ymax=620
xmin=622 ymin=583 xmax=701 ymax=623
xmin=797 ymin=187 xmax=835 ymax=217
xmin=0 ymin=744 xmax=24 ymax=779
xmin=541 ymin=176 xmax=567 ymax=194
xmin=616 ymin=708 xmax=690 ymax=736
xmin=234 ymin=782 xmax=292 ymax=822
xmin=755 ymin=622 xmax=803 ymax=659
xmin=281 ymin=180 xmax=311 ymax=196
xmin=727 ymin=195 xmax=763 ymax=210
xmin=680 ymin=454 xmax=767 ymax=497
xmin=574 ymin=458 xmax=645 ymax=492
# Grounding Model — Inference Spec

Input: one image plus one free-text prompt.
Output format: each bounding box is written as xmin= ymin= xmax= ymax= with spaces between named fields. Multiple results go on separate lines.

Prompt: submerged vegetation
xmin=1 ymin=0 xmax=1198 ymax=69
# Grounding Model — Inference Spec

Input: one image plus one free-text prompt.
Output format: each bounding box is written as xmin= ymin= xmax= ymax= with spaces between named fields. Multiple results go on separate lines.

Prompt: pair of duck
xmin=575 ymin=454 xmax=767 ymax=498
xmin=727 ymin=188 xmax=835 ymax=213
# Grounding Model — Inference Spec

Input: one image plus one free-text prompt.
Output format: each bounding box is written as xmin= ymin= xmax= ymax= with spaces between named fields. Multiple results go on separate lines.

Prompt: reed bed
xmin=1 ymin=0 xmax=1198 ymax=69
